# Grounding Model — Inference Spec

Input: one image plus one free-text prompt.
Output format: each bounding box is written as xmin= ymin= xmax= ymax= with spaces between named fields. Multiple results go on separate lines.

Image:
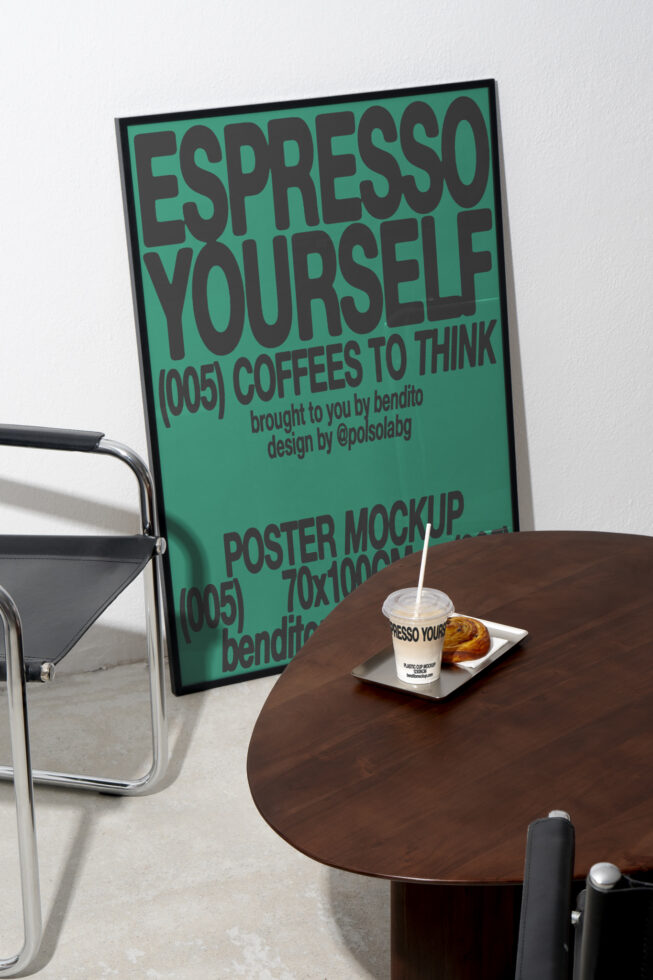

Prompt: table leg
xmin=391 ymin=881 xmax=522 ymax=979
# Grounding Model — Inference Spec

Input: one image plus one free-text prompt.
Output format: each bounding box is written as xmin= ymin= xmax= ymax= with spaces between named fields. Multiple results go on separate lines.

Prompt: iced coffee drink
xmin=382 ymin=587 xmax=454 ymax=684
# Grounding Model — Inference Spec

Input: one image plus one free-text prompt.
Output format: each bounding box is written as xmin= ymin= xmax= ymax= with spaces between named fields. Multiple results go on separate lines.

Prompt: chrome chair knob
xmin=39 ymin=663 xmax=55 ymax=683
xmin=589 ymin=862 xmax=622 ymax=891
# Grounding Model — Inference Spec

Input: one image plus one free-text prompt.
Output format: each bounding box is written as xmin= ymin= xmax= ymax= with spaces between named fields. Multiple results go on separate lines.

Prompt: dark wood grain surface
xmin=247 ymin=531 xmax=653 ymax=886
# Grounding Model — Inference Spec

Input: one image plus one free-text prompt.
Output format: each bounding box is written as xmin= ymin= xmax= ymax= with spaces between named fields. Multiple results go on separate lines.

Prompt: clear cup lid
xmin=382 ymin=587 xmax=454 ymax=624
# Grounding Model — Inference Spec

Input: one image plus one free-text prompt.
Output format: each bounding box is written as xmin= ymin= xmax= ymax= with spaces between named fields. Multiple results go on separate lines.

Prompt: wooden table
xmin=247 ymin=531 xmax=653 ymax=978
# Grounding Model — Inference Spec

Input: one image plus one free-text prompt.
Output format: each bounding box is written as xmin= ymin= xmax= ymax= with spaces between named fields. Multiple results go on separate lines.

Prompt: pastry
xmin=442 ymin=616 xmax=491 ymax=663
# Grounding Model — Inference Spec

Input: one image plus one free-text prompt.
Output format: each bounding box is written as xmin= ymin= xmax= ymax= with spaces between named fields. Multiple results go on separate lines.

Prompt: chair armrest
xmin=515 ymin=813 xmax=575 ymax=980
xmin=576 ymin=868 xmax=653 ymax=979
xmin=0 ymin=425 xmax=104 ymax=452
xmin=0 ymin=426 xmax=160 ymax=538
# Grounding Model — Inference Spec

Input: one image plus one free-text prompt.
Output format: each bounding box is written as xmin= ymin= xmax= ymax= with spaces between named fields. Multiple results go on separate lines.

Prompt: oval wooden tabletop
xmin=247 ymin=531 xmax=653 ymax=885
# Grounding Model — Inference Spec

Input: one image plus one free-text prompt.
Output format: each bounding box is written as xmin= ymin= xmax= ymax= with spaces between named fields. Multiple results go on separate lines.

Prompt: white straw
xmin=416 ymin=522 xmax=432 ymax=608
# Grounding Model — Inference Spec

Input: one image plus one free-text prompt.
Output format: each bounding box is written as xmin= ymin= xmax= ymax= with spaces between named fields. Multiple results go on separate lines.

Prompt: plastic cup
xmin=382 ymin=587 xmax=454 ymax=684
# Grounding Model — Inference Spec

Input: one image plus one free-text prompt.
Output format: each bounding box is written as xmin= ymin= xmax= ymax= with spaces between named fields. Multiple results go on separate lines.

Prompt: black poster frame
xmin=116 ymin=78 xmax=519 ymax=695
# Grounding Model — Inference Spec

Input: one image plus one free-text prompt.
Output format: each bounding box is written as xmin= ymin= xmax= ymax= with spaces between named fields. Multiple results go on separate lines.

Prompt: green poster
xmin=117 ymin=79 xmax=518 ymax=694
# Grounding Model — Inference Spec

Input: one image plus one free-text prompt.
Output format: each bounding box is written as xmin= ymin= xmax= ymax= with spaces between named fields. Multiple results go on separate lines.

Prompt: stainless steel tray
xmin=351 ymin=616 xmax=528 ymax=701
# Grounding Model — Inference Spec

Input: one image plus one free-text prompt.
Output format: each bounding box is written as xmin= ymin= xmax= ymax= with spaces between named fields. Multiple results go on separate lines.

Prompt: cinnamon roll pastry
xmin=442 ymin=616 xmax=491 ymax=663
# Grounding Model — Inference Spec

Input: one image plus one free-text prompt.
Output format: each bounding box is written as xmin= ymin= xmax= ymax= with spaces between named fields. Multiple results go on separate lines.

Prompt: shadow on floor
xmin=327 ymin=867 xmax=391 ymax=978
xmin=0 ymin=664 xmax=208 ymax=973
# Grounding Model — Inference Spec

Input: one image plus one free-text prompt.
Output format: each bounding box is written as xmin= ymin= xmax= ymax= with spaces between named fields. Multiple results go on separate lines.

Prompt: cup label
xmin=403 ymin=662 xmax=437 ymax=679
xmin=390 ymin=621 xmax=446 ymax=642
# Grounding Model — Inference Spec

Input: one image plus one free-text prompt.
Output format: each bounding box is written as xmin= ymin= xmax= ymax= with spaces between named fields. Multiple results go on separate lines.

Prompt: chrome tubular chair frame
xmin=0 ymin=587 xmax=41 ymax=976
xmin=0 ymin=432 xmax=169 ymax=975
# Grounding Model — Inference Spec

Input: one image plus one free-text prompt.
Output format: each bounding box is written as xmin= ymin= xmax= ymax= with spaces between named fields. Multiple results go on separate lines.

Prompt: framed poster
xmin=116 ymin=78 xmax=518 ymax=695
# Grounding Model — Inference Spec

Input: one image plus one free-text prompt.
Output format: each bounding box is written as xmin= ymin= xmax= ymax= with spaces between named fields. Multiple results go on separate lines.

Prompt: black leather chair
xmin=515 ymin=811 xmax=653 ymax=979
xmin=0 ymin=424 xmax=168 ymax=976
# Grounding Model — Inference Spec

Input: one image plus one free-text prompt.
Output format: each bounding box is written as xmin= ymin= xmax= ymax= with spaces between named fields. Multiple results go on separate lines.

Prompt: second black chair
xmin=515 ymin=811 xmax=653 ymax=980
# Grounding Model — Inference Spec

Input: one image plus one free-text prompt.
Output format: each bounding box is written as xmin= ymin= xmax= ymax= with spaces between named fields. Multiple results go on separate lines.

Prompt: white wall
xmin=1 ymin=0 xmax=651 ymax=667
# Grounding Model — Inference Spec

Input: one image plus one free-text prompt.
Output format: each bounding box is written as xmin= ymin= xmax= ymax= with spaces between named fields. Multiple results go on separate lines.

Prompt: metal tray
xmin=351 ymin=616 xmax=528 ymax=701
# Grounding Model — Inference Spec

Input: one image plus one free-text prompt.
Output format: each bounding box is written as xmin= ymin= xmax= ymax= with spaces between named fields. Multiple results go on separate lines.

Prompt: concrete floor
xmin=0 ymin=663 xmax=390 ymax=979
